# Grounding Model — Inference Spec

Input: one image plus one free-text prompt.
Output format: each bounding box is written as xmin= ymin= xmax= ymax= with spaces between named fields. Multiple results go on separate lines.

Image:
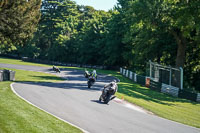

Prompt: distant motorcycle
xmin=87 ymin=76 xmax=96 ymax=88
xmin=99 ymin=80 xmax=117 ymax=104
xmin=52 ymin=65 xmax=60 ymax=73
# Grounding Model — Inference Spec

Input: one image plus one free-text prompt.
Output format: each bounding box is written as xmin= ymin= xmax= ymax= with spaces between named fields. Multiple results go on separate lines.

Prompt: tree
xmin=0 ymin=0 xmax=41 ymax=53
xmin=103 ymin=10 xmax=127 ymax=66
xmin=116 ymin=0 xmax=200 ymax=89
xmin=76 ymin=10 xmax=111 ymax=65
xmin=8 ymin=0 xmax=199 ymax=90
xmin=118 ymin=0 xmax=200 ymax=68
xmin=31 ymin=0 xmax=79 ymax=61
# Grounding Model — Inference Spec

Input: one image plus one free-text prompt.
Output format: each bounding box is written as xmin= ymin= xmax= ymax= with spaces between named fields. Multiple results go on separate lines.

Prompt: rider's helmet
xmin=111 ymin=80 xmax=117 ymax=86
xmin=93 ymin=70 xmax=96 ymax=74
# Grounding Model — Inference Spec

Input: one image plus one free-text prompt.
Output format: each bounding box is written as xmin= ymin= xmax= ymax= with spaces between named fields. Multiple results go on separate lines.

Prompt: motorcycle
xmin=53 ymin=66 xmax=60 ymax=73
xmin=99 ymin=86 xmax=116 ymax=104
xmin=87 ymin=76 xmax=96 ymax=88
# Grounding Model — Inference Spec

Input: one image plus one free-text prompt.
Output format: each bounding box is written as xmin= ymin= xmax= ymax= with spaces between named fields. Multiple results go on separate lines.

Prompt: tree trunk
xmin=171 ymin=29 xmax=187 ymax=68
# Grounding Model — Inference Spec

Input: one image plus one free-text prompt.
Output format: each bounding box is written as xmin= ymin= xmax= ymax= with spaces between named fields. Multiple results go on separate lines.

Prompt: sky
xmin=73 ymin=0 xmax=118 ymax=11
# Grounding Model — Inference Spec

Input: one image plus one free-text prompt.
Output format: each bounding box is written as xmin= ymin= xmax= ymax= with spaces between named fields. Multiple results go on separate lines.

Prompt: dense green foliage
xmin=1 ymin=0 xmax=200 ymax=91
xmin=0 ymin=0 xmax=41 ymax=53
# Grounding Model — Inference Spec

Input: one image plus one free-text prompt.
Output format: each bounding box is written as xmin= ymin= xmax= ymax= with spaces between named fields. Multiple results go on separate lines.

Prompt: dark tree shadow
xmin=30 ymin=75 xmax=65 ymax=81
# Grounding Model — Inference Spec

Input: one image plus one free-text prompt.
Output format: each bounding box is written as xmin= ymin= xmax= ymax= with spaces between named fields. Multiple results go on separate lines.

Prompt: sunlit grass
xmin=13 ymin=68 xmax=64 ymax=82
xmin=96 ymin=70 xmax=200 ymax=128
xmin=0 ymin=67 xmax=82 ymax=133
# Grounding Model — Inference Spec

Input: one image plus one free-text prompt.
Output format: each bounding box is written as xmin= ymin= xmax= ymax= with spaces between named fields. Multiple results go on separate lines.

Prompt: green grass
xmin=9 ymin=68 xmax=65 ymax=82
xmin=0 ymin=57 xmax=80 ymax=70
xmin=96 ymin=70 xmax=200 ymax=128
xmin=0 ymin=57 xmax=51 ymax=67
xmin=0 ymin=68 xmax=82 ymax=133
xmin=0 ymin=57 xmax=200 ymax=128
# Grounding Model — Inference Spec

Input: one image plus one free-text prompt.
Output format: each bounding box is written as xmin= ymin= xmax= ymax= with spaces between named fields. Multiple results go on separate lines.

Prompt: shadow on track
xmin=90 ymin=100 xmax=106 ymax=105
xmin=15 ymin=81 xmax=103 ymax=91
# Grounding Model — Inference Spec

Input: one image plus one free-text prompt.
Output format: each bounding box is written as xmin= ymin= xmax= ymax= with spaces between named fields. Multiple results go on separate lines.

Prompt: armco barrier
xmin=197 ymin=93 xmax=200 ymax=102
xmin=120 ymin=68 xmax=123 ymax=74
xmin=126 ymin=70 xmax=129 ymax=77
xmin=149 ymin=80 xmax=161 ymax=92
xmin=161 ymin=84 xmax=179 ymax=97
xmin=134 ymin=73 xmax=137 ymax=82
xmin=123 ymin=69 xmax=126 ymax=76
xmin=178 ymin=90 xmax=197 ymax=102
xmin=136 ymin=75 xmax=146 ymax=86
xmin=129 ymin=71 xmax=137 ymax=82
xmin=129 ymin=71 xmax=133 ymax=80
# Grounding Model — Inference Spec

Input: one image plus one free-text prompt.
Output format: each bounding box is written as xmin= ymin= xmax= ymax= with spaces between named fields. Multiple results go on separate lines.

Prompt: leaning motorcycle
xmin=53 ymin=66 xmax=60 ymax=73
xmin=87 ymin=76 xmax=95 ymax=88
xmin=99 ymin=86 xmax=116 ymax=104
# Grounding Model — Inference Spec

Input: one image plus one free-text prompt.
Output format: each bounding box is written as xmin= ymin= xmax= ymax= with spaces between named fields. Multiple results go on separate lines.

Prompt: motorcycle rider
xmin=52 ymin=65 xmax=60 ymax=73
xmin=87 ymin=69 xmax=97 ymax=88
xmin=53 ymin=65 xmax=56 ymax=71
xmin=102 ymin=80 xmax=118 ymax=100
xmin=91 ymin=69 xmax=97 ymax=80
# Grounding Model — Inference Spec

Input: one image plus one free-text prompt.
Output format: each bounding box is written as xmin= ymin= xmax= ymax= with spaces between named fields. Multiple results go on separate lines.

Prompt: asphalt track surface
xmin=0 ymin=63 xmax=200 ymax=133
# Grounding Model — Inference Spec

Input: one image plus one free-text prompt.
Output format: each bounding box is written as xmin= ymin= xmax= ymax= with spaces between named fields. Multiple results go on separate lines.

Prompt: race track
xmin=0 ymin=63 xmax=199 ymax=133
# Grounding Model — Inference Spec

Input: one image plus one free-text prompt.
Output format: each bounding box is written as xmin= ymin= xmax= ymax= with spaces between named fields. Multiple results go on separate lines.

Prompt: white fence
xmin=197 ymin=93 xmax=200 ymax=102
xmin=120 ymin=68 xmax=138 ymax=82
xmin=120 ymin=67 xmax=199 ymax=102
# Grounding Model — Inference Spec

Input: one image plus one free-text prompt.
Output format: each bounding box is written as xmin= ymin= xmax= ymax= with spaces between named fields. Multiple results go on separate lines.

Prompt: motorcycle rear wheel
xmin=99 ymin=96 xmax=102 ymax=102
xmin=88 ymin=82 xmax=91 ymax=88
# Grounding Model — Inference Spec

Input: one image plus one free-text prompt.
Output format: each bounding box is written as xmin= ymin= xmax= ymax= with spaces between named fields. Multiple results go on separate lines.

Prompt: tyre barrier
xmin=0 ymin=69 xmax=16 ymax=81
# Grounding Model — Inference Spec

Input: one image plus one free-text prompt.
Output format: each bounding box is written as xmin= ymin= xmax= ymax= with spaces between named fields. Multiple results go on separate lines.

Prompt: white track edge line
xmin=10 ymin=83 xmax=90 ymax=133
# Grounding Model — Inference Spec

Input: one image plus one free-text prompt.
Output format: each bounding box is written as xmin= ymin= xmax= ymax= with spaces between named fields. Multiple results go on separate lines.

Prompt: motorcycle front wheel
xmin=104 ymin=94 xmax=111 ymax=104
xmin=88 ymin=84 xmax=91 ymax=88
xmin=88 ymin=81 xmax=91 ymax=88
xmin=99 ymin=95 xmax=102 ymax=102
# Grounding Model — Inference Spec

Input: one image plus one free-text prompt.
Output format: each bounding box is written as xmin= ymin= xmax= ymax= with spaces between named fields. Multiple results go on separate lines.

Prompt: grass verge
xmin=96 ymin=69 xmax=200 ymax=128
xmin=0 ymin=57 xmax=51 ymax=67
xmin=0 ymin=68 xmax=82 ymax=133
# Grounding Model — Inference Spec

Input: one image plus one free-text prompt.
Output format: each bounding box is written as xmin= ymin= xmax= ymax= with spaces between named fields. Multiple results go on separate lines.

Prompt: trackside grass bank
xmin=0 ymin=57 xmax=200 ymax=128
xmin=0 ymin=68 xmax=82 ymax=133
xmin=97 ymin=69 xmax=200 ymax=128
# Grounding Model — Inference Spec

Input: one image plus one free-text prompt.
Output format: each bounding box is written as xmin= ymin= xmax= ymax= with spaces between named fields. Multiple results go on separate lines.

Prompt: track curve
xmin=0 ymin=63 xmax=199 ymax=133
